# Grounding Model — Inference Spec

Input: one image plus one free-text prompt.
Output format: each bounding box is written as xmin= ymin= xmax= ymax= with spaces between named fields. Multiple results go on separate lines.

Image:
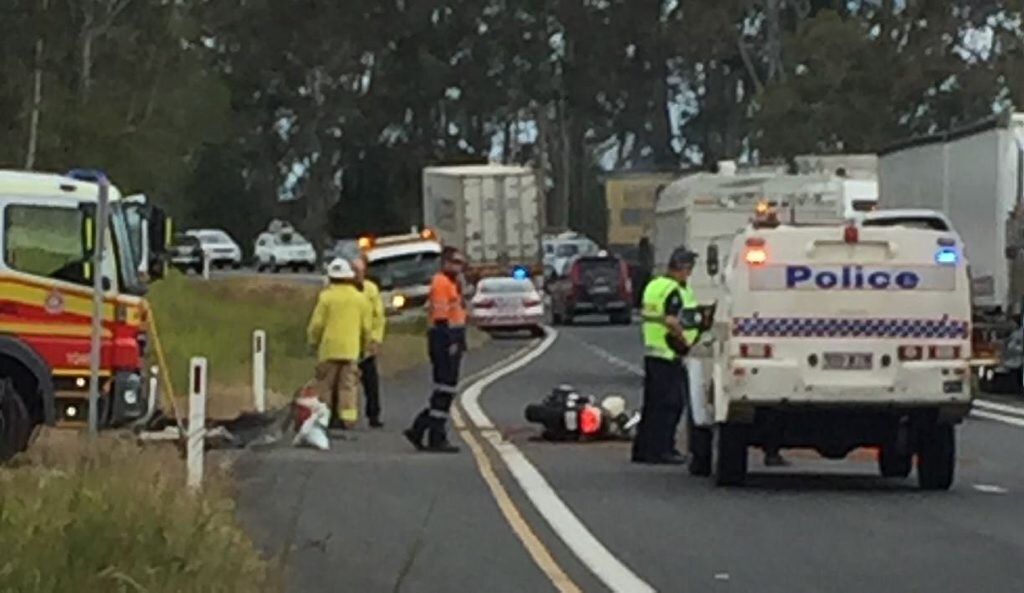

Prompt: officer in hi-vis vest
xmin=632 ymin=247 xmax=700 ymax=465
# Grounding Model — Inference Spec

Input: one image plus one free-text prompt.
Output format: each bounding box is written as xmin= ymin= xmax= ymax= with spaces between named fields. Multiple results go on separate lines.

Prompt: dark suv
xmin=549 ymin=253 xmax=632 ymax=325
xmin=169 ymin=233 xmax=205 ymax=274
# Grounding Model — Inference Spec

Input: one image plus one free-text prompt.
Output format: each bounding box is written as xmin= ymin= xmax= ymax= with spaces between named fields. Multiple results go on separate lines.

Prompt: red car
xmin=549 ymin=252 xmax=632 ymax=325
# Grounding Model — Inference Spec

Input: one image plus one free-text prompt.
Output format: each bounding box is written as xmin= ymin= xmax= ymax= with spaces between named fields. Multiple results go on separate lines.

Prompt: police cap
xmin=668 ymin=246 xmax=698 ymax=270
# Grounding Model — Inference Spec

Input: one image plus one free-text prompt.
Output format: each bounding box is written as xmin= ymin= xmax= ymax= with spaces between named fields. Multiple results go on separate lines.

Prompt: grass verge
xmin=145 ymin=273 xmax=485 ymax=418
xmin=0 ymin=435 xmax=278 ymax=593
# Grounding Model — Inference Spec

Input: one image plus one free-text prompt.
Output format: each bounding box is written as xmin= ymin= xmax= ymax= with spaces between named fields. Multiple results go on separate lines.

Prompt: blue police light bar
xmin=65 ymin=168 xmax=108 ymax=183
xmin=511 ymin=265 xmax=529 ymax=280
xmin=935 ymin=247 xmax=959 ymax=265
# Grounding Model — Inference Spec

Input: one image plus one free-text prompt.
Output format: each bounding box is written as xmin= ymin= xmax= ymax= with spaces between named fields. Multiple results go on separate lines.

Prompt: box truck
xmin=877 ymin=112 xmax=1024 ymax=389
xmin=422 ymin=164 xmax=544 ymax=284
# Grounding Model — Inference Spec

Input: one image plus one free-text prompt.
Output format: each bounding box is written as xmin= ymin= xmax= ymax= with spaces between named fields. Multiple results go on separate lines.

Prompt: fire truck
xmin=0 ymin=169 xmax=169 ymax=461
xmin=356 ymin=228 xmax=443 ymax=317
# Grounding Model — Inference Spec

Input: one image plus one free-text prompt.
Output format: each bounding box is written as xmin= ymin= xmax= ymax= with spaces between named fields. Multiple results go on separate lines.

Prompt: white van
xmin=690 ymin=215 xmax=972 ymax=490
xmin=254 ymin=228 xmax=317 ymax=273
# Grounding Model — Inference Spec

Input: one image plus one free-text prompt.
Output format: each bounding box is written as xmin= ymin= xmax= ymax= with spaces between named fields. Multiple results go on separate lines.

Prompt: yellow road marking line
xmin=453 ymin=404 xmax=582 ymax=593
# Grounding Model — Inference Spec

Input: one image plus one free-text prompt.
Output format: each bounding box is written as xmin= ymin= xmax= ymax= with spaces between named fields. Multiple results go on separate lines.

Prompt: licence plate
xmin=591 ymin=286 xmax=612 ymax=294
xmin=823 ymin=352 xmax=873 ymax=370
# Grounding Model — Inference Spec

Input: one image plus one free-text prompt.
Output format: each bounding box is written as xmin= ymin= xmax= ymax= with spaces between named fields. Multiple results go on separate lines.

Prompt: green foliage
xmin=2 ymin=0 xmax=1022 ymax=243
xmin=0 ymin=438 xmax=278 ymax=593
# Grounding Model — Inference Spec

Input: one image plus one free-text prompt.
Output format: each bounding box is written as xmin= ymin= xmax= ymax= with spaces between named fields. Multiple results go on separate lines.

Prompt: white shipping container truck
xmin=878 ymin=112 xmax=1024 ymax=386
xmin=422 ymin=164 xmax=544 ymax=283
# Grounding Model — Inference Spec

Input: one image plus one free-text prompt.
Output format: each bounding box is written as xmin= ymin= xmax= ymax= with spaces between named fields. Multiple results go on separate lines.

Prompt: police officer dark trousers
xmin=405 ymin=247 xmax=467 ymax=453
xmin=632 ymin=247 xmax=699 ymax=465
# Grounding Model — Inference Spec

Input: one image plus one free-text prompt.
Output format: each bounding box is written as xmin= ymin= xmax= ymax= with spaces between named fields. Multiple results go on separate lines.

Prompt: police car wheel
xmin=712 ymin=423 xmax=748 ymax=486
xmin=916 ymin=423 xmax=955 ymax=491
xmin=0 ymin=380 xmax=32 ymax=463
xmin=687 ymin=412 xmax=712 ymax=477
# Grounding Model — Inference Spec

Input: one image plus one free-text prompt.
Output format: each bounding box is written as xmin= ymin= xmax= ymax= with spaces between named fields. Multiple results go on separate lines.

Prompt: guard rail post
xmin=253 ymin=330 xmax=267 ymax=413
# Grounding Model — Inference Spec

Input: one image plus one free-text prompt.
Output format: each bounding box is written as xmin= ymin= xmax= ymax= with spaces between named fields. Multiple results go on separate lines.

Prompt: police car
xmin=688 ymin=212 xmax=972 ymax=490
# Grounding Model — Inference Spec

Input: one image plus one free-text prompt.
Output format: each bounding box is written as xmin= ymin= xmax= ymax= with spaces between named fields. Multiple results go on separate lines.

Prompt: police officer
xmin=352 ymin=254 xmax=385 ymax=429
xmin=632 ymin=246 xmax=699 ymax=465
xmin=404 ymin=246 xmax=467 ymax=453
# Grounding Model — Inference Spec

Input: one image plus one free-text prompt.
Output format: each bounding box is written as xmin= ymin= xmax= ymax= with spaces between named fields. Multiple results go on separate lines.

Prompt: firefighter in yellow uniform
xmin=307 ymin=258 xmax=373 ymax=430
xmin=353 ymin=254 xmax=386 ymax=428
xmin=632 ymin=247 xmax=700 ymax=465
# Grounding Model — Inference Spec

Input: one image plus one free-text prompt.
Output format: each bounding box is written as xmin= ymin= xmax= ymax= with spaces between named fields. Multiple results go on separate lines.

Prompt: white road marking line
xmin=970 ymin=409 xmax=1024 ymax=428
xmin=972 ymin=483 xmax=1009 ymax=494
xmin=973 ymin=399 xmax=1024 ymax=418
xmin=460 ymin=327 xmax=657 ymax=593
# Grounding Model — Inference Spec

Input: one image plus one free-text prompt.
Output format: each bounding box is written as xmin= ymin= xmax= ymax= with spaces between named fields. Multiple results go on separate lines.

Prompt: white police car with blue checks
xmin=688 ymin=220 xmax=971 ymax=490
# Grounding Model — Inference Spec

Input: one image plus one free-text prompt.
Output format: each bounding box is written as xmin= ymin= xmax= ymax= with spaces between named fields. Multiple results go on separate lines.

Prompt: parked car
xmin=186 ymin=229 xmax=243 ymax=269
xmin=469 ymin=277 xmax=546 ymax=337
xmin=549 ymin=252 xmax=632 ymax=325
xmin=254 ymin=228 xmax=318 ymax=273
xmin=169 ymin=233 xmax=204 ymax=274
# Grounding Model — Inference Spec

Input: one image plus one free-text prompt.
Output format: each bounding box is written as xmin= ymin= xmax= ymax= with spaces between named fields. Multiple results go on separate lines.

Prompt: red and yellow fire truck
xmin=0 ymin=169 xmax=168 ymax=460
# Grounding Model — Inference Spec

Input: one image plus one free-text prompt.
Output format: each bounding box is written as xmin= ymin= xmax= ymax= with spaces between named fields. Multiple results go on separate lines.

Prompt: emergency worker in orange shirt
xmin=403 ymin=246 xmax=467 ymax=453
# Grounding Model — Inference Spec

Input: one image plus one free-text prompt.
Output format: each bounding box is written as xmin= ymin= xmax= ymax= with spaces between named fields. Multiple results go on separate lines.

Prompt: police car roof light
xmin=844 ymin=224 xmax=859 ymax=244
xmin=511 ymin=265 xmax=528 ymax=280
xmin=65 ymin=168 xmax=107 ymax=183
xmin=935 ymin=247 xmax=958 ymax=265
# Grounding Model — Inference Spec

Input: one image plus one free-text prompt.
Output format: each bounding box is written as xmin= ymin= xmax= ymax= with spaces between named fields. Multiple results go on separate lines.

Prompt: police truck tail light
xmin=898 ymin=345 xmax=923 ymax=361
xmin=744 ymin=237 xmax=767 ymax=266
xmin=844 ymin=225 xmax=859 ymax=244
xmin=928 ymin=345 xmax=961 ymax=360
xmin=474 ymin=298 xmax=496 ymax=309
xmin=522 ymin=296 xmax=542 ymax=308
xmin=739 ymin=343 xmax=773 ymax=359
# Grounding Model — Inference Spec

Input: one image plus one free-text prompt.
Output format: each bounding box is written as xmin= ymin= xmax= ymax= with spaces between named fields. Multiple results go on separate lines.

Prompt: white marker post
xmin=202 ymin=254 xmax=211 ymax=280
xmin=146 ymin=365 xmax=160 ymax=420
xmin=252 ymin=330 xmax=267 ymax=413
xmin=187 ymin=357 xmax=207 ymax=491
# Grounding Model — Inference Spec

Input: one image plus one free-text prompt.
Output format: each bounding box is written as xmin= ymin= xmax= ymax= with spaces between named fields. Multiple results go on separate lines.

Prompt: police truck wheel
xmin=0 ymin=380 xmax=32 ymax=463
xmin=878 ymin=426 xmax=913 ymax=478
xmin=687 ymin=411 xmax=712 ymax=477
xmin=713 ymin=423 xmax=748 ymax=486
xmin=917 ymin=423 xmax=955 ymax=490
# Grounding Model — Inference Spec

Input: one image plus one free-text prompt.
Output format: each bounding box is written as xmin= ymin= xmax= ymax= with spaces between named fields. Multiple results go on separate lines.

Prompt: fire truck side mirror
xmin=79 ymin=202 xmax=97 ymax=261
xmin=147 ymin=207 xmax=170 ymax=281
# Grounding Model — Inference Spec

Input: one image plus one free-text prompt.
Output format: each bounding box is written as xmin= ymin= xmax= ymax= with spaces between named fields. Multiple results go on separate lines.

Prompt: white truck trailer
xmin=422 ymin=164 xmax=544 ymax=285
xmin=877 ymin=112 xmax=1024 ymax=388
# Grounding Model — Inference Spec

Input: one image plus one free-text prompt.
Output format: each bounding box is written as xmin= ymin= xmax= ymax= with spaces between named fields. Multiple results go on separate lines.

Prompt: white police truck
xmin=689 ymin=212 xmax=972 ymax=490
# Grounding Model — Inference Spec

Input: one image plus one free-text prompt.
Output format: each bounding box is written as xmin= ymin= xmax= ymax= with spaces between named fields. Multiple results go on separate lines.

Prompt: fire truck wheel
xmin=687 ymin=411 xmax=712 ymax=477
xmin=713 ymin=423 xmax=748 ymax=487
xmin=917 ymin=423 xmax=955 ymax=491
xmin=0 ymin=380 xmax=32 ymax=463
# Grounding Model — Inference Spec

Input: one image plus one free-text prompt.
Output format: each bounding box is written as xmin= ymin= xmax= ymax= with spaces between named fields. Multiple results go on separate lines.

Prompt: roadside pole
xmin=202 ymin=254 xmax=211 ymax=280
xmin=146 ymin=365 xmax=160 ymax=420
xmin=88 ymin=175 xmax=110 ymax=434
xmin=187 ymin=357 xmax=207 ymax=490
xmin=252 ymin=330 xmax=267 ymax=413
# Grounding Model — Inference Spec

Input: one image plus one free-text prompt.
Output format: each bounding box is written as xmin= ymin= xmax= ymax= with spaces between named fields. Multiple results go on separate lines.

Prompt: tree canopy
xmin=1 ymin=0 xmax=1021 ymax=244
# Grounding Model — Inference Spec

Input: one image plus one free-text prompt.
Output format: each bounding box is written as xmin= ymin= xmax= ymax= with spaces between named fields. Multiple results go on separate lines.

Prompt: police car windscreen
xmin=861 ymin=216 xmax=949 ymax=231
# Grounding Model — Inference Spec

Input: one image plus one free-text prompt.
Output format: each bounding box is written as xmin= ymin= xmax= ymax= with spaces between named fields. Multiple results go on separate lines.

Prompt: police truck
xmin=689 ymin=207 xmax=973 ymax=490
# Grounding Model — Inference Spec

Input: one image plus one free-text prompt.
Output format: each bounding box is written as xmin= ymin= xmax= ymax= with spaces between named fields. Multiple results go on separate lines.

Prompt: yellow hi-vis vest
xmin=641 ymin=276 xmax=698 ymax=360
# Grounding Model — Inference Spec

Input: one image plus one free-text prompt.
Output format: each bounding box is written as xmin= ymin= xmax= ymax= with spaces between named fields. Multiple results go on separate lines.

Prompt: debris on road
xmin=524 ymin=384 xmax=639 ymax=442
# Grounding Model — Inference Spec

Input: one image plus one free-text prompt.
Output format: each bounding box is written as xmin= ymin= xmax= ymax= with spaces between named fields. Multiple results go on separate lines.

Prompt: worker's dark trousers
xmin=412 ymin=327 xmax=464 ymax=446
xmin=632 ymin=356 xmax=687 ymax=462
xmin=360 ymin=356 xmax=381 ymax=421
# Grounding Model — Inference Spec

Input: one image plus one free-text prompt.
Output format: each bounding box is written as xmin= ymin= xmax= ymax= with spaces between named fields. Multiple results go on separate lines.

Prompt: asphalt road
xmin=238 ymin=316 xmax=1024 ymax=593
